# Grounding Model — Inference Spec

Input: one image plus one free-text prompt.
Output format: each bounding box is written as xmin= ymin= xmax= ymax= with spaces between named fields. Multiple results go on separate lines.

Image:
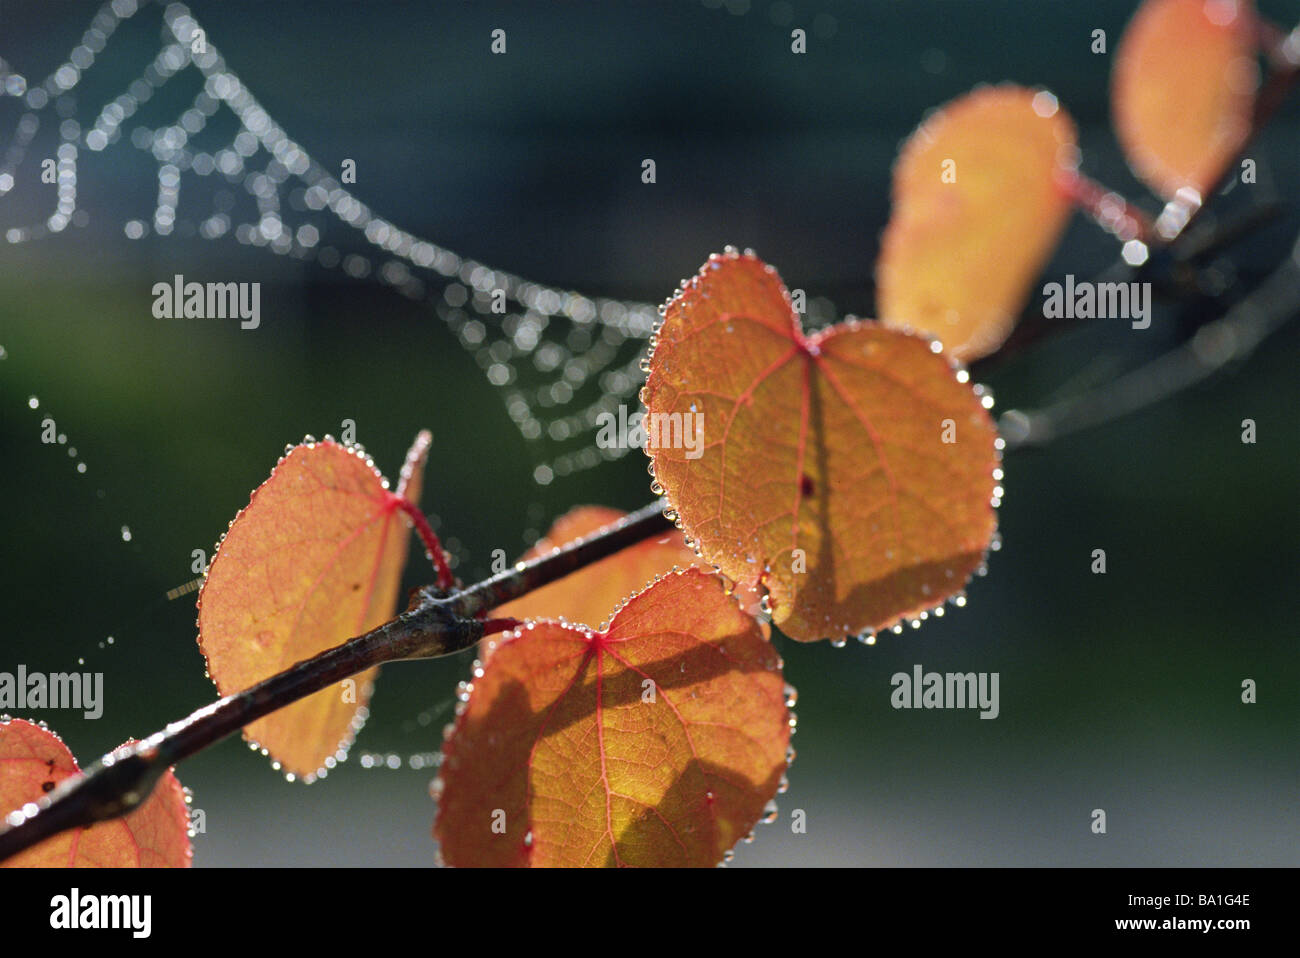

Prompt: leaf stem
xmin=1058 ymin=169 xmax=1155 ymax=245
xmin=391 ymin=495 xmax=455 ymax=590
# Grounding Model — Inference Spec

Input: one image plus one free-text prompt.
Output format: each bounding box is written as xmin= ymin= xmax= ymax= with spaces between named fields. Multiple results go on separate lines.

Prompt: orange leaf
xmin=643 ymin=251 xmax=999 ymax=643
xmin=435 ymin=569 xmax=790 ymax=867
xmin=0 ymin=719 xmax=191 ymax=867
xmin=493 ymin=506 xmax=701 ymax=629
xmin=877 ymin=84 xmax=1078 ymax=361
xmin=197 ymin=433 xmax=430 ymax=781
xmin=1113 ymin=0 xmax=1257 ymax=201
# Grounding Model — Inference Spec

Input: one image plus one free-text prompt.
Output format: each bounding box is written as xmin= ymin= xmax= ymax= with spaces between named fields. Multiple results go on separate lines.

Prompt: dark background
xmin=0 ymin=0 xmax=1295 ymax=866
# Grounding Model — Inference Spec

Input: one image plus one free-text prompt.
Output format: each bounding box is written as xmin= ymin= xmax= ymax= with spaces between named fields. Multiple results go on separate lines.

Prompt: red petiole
xmin=390 ymin=494 xmax=455 ymax=591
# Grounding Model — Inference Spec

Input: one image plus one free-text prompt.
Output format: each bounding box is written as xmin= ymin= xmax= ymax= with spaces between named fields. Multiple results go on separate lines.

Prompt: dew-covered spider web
xmin=0 ymin=0 xmax=856 ymax=706
xmin=0 ymin=0 xmax=694 ymax=486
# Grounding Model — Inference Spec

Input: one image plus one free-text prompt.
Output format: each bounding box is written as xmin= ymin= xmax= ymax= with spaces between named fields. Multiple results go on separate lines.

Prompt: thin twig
xmin=998 ymin=238 xmax=1299 ymax=449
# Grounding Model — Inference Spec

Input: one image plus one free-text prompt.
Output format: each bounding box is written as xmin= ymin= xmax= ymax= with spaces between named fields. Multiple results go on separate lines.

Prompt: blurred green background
xmin=0 ymin=0 xmax=1295 ymax=866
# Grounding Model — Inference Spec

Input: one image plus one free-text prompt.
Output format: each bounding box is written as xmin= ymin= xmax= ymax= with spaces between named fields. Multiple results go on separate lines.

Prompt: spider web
xmin=0 ymin=0 xmax=664 ymax=484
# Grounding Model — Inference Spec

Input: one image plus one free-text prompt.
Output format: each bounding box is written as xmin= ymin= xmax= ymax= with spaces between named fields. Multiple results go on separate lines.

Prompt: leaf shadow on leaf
xmin=600 ymin=754 xmax=785 ymax=867
xmin=528 ymin=636 xmax=777 ymax=738
xmin=810 ymin=368 xmax=836 ymax=611
xmin=771 ymin=368 xmax=841 ymax=635
xmin=442 ymin=631 xmax=783 ymax=867
xmin=778 ymin=369 xmax=987 ymax=635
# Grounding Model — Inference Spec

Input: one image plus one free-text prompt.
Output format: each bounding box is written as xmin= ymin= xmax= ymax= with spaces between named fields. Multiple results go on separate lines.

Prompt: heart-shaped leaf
xmin=0 ymin=718 xmax=192 ymax=867
xmin=197 ymin=432 xmax=430 ymax=781
xmin=435 ymin=568 xmax=790 ymax=867
xmin=1113 ymin=0 xmax=1258 ymax=201
xmin=877 ymin=84 xmax=1078 ymax=360
xmin=643 ymin=251 xmax=999 ymax=642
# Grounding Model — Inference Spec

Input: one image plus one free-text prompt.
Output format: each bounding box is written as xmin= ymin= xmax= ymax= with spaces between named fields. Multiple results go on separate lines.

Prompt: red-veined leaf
xmin=436 ymin=569 xmax=790 ymax=867
xmin=196 ymin=432 xmax=430 ymax=781
xmin=0 ymin=718 xmax=191 ymax=868
xmin=643 ymin=250 xmax=999 ymax=643
xmin=877 ymin=84 xmax=1078 ymax=360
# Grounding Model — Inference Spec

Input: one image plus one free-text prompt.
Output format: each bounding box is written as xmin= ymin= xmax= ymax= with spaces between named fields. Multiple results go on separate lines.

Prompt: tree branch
xmin=0 ymin=501 xmax=671 ymax=863
xmin=997 ymin=236 xmax=1300 ymax=449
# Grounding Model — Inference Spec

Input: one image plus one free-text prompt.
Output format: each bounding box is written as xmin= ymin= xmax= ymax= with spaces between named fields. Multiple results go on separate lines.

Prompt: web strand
xmin=0 ymin=0 xmax=663 ymax=482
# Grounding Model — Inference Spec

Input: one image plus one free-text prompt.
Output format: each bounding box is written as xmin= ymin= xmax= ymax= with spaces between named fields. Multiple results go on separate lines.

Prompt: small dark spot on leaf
xmin=800 ymin=474 xmax=815 ymax=497
xmin=41 ymin=780 xmax=55 ymax=793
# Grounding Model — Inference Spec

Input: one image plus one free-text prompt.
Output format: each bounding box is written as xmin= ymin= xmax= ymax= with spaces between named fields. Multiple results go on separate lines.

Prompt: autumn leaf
xmin=491 ymin=507 xmax=768 ymax=660
xmin=877 ymin=84 xmax=1078 ymax=361
xmin=494 ymin=506 xmax=709 ymax=629
xmin=197 ymin=432 xmax=431 ymax=781
xmin=0 ymin=719 xmax=191 ymax=867
xmin=1113 ymin=0 xmax=1257 ymax=201
xmin=435 ymin=569 xmax=790 ymax=867
xmin=642 ymin=250 xmax=999 ymax=643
